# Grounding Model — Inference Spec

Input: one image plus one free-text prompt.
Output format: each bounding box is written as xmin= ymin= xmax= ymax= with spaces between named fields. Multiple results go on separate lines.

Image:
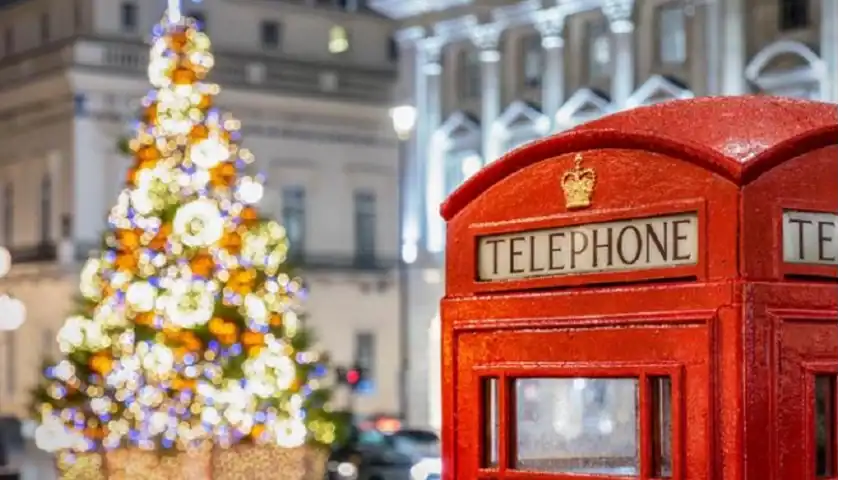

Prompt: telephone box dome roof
xmin=441 ymin=96 xmax=836 ymax=221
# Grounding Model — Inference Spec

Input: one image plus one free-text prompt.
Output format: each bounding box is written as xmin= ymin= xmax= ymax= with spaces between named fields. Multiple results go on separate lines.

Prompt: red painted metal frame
xmin=440 ymin=97 xmax=837 ymax=480
xmin=471 ymin=363 xmax=686 ymax=480
xmin=767 ymin=308 xmax=837 ymax=480
xmin=739 ymin=285 xmax=838 ymax=480
xmin=443 ymin=290 xmax=720 ymax=480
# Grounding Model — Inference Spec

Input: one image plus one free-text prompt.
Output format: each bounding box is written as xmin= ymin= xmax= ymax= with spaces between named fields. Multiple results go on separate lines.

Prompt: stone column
xmin=603 ymin=0 xmax=636 ymax=110
xmin=820 ymin=0 xmax=837 ymax=102
xmin=721 ymin=0 xmax=747 ymax=95
xmin=71 ymin=93 xmax=107 ymax=247
xmin=418 ymin=37 xmax=446 ymax=254
xmin=471 ymin=24 xmax=503 ymax=164
xmin=394 ymin=27 xmax=424 ymax=257
xmin=47 ymin=150 xmax=62 ymax=236
xmin=535 ymin=11 xmax=567 ymax=133
xmin=703 ymin=0 xmax=722 ymax=95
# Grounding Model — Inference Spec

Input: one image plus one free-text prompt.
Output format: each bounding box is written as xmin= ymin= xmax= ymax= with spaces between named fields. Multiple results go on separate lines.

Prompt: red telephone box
xmin=440 ymin=97 xmax=836 ymax=480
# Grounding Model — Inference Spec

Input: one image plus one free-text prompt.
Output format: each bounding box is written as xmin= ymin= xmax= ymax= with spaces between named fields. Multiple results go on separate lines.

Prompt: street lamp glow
xmin=0 ymin=294 xmax=26 ymax=331
xmin=390 ymin=105 xmax=417 ymax=140
xmin=0 ymin=246 xmax=10 ymax=278
xmin=401 ymin=242 xmax=417 ymax=264
xmin=461 ymin=154 xmax=482 ymax=178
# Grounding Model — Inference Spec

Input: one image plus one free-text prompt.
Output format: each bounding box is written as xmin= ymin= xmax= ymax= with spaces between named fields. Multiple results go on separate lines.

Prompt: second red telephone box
xmin=440 ymin=97 xmax=837 ymax=480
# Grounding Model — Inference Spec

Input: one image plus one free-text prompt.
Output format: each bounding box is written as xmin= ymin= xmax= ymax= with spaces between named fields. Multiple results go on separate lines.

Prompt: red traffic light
xmin=346 ymin=368 xmax=361 ymax=385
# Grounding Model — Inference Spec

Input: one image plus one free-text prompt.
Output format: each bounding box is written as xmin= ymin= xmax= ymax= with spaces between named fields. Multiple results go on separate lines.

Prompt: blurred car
xmin=409 ymin=457 xmax=440 ymax=480
xmin=326 ymin=420 xmax=439 ymax=480
xmin=0 ymin=416 xmax=23 ymax=478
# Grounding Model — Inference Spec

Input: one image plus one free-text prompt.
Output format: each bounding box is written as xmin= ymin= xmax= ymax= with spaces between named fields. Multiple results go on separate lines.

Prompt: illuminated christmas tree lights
xmin=31 ymin=11 xmax=341 ymax=456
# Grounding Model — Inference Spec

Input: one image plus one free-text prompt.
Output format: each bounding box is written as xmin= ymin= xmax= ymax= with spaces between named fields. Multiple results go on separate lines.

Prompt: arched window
xmin=494 ymin=101 xmax=550 ymax=155
xmin=626 ymin=74 xmax=694 ymax=109
xmin=556 ymin=88 xmax=612 ymax=129
xmin=745 ymin=40 xmax=829 ymax=101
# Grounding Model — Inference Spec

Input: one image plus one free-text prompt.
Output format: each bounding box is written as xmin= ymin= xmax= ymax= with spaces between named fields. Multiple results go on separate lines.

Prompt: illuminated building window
xmin=329 ymin=25 xmax=350 ymax=54
xmin=522 ymin=34 xmax=542 ymax=88
xmin=658 ymin=4 xmax=686 ymax=65
xmin=588 ymin=20 xmax=611 ymax=80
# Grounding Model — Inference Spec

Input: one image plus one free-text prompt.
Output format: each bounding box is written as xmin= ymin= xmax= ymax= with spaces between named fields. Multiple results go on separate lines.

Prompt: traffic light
xmin=336 ymin=365 xmax=364 ymax=390
xmin=345 ymin=368 xmax=362 ymax=387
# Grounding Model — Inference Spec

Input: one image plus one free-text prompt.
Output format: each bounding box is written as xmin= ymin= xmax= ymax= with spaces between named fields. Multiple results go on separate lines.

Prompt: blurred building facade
xmin=0 ymin=0 xmax=401 ymax=419
xmin=378 ymin=0 xmax=837 ymax=430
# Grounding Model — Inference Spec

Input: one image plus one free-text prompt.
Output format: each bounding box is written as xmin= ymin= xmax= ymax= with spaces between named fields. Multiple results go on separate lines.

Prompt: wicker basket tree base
xmin=211 ymin=444 xmax=328 ymax=480
xmin=56 ymin=452 xmax=104 ymax=480
xmin=103 ymin=448 xmax=212 ymax=480
xmin=55 ymin=445 xmax=328 ymax=480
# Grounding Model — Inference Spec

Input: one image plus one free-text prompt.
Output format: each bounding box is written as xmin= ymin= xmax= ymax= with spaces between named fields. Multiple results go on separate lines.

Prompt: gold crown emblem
xmin=561 ymin=154 xmax=596 ymax=209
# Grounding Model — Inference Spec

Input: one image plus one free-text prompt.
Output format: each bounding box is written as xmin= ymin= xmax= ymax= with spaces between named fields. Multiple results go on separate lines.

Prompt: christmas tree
xmin=32 ymin=10 xmax=341 ymax=456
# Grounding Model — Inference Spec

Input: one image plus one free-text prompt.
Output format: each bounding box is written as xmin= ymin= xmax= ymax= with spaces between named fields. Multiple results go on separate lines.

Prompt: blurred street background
xmin=0 ymin=0 xmax=836 ymax=478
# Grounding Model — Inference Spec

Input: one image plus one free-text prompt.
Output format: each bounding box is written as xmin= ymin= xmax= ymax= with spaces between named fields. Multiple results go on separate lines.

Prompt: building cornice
xmin=409 ymin=0 xmax=603 ymax=46
xmin=221 ymin=0 xmax=393 ymax=22
xmin=0 ymin=35 xmax=397 ymax=105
